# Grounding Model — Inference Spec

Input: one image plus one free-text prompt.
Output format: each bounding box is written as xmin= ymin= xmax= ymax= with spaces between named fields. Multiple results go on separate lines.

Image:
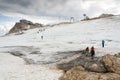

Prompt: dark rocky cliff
xmin=8 ymin=19 xmax=43 ymax=34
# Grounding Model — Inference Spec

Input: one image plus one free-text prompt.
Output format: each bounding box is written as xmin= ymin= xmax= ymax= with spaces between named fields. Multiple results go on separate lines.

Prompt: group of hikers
xmin=82 ymin=46 xmax=95 ymax=59
xmin=82 ymin=40 xmax=105 ymax=59
xmin=37 ymin=29 xmax=45 ymax=40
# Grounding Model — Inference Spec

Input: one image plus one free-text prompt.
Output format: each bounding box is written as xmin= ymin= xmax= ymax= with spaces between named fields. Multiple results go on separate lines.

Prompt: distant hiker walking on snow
xmin=90 ymin=46 xmax=95 ymax=59
xmin=102 ymin=40 xmax=105 ymax=47
xmin=85 ymin=47 xmax=89 ymax=56
xmin=41 ymin=36 xmax=43 ymax=40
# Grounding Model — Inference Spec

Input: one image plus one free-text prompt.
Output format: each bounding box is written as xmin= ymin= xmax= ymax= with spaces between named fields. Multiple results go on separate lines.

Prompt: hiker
xmin=85 ymin=47 xmax=89 ymax=56
xmin=37 ymin=31 xmax=39 ymax=33
xmin=102 ymin=40 xmax=105 ymax=48
xmin=41 ymin=36 xmax=43 ymax=39
xmin=90 ymin=46 xmax=95 ymax=59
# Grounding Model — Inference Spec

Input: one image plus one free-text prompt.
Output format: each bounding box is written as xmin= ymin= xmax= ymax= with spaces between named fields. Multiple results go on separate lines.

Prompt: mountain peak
xmin=98 ymin=13 xmax=114 ymax=18
xmin=8 ymin=19 xmax=43 ymax=34
xmin=81 ymin=13 xmax=114 ymax=21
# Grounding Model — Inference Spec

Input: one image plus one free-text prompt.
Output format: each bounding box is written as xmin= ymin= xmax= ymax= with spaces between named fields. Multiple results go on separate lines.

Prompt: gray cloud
xmin=0 ymin=0 xmax=68 ymax=16
xmin=2 ymin=0 xmax=30 ymax=6
xmin=0 ymin=0 xmax=120 ymax=19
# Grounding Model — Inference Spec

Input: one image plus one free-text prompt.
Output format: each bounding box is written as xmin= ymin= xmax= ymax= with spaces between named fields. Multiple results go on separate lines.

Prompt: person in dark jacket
xmin=90 ymin=46 xmax=95 ymax=59
xmin=41 ymin=36 xmax=43 ymax=40
xmin=102 ymin=40 xmax=105 ymax=48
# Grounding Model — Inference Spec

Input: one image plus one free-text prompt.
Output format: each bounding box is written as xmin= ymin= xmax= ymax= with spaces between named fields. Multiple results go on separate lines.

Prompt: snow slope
xmin=0 ymin=53 xmax=62 ymax=80
xmin=0 ymin=16 xmax=120 ymax=56
xmin=0 ymin=15 xmax=120 ymax=80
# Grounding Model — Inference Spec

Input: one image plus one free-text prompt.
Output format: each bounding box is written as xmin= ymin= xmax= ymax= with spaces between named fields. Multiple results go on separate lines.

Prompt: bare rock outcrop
xmin=8 ymin=19 xmax=43 ymax=34
xmin=81 ymin=13 xmax=114 ymax=21
xmin=60 ymin=66 xmax=100 ymax=80
xmin=60 ymin=66 xmax=120 ymax=80
xmin=57 ymin=55 xmax=106 ymax=73
xmin=87 ymin=63 xmax=106 ymax=73
xmin=59 ymin=53 xmax=120 ymax=80
xmin=100 ymin=73 xmax=120 ymax=80
xmin=98 ymin=13 xmax=114 ymax=18
xmin=102 ymin=54 xmax=120 ymax=74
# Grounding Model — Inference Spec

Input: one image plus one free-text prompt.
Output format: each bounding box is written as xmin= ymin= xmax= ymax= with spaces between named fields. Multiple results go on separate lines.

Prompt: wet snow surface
xmin=0 ymin=16 xmax=120 ymax=80
xmin=0 ymin=46 xmax=82 ymax=64
xmin=0 ymin=53 xmax=62 ymax=80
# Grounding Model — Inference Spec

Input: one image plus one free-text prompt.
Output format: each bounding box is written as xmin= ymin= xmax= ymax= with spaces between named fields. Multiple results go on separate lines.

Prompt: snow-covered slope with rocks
xmin=0 ymin=15 xmax=120 ymax=80
xmin=0 ymin=15 xmax=120 ymax=56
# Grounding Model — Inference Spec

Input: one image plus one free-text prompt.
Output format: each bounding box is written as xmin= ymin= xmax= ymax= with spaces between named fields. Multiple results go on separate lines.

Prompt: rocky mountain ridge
xmin=8 ymin=13 xmax=114 ymax=34
xmin=8 ymin=19 xmax=43 ymax=34
xmin=59 ymin=53 xmax=120 ymax=80
xmin=81 ymin=13 xmax=114 ymax=21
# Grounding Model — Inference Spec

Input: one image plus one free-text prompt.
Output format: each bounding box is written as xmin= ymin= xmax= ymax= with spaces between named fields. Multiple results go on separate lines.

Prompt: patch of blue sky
xmin=0 ymin=15 xmax=20 ymax=22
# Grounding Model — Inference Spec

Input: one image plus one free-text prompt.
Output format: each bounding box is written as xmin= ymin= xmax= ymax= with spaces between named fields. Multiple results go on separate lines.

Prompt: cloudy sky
xmin=0 ymin=0 xmax=120 ymax=34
